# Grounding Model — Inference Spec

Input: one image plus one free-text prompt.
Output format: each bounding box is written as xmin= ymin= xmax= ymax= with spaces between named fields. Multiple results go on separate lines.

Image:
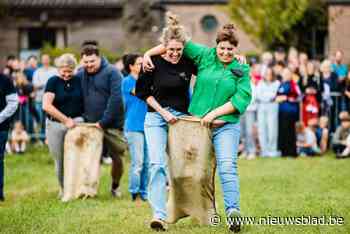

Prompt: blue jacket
xmin=77 ymin=58 xmax=124 ymax=129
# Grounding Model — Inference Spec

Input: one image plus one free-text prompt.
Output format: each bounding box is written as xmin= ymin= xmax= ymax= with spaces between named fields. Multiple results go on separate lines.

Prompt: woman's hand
xmin=64 ymin=118 xmax=76 ymax=129
xmin=234 ymin=54 xmax=247 ymax=64
xmin=275 ymin=95 xmax=287 ymax=103
xmin=345 ymin=90 xmax=350 ymax=98
xmin=143 ymin=54 xmax=154 ymax=72
xmin=200 ymin=111 xmax=217 ymax=127
xmin=161 ymin=110 xmax=178 ymax=124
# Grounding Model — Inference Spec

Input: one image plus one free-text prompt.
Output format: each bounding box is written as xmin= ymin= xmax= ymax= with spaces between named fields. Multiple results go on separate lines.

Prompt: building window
xmin=27 ymin=27 xmax=57 ymax=49
xmin=201 ymin=15 xmax=218 ymax=32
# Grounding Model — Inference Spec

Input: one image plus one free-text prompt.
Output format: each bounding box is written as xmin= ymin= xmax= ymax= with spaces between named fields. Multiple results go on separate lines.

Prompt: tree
xmin=282 ymin=0 xmax=327 ymax=59
xmin=228 ymin=0 xmax=310 ymax=49
xmin=121 ymin=0 xmax=160 ymax=51
xmin=0 ymin=0 xmax=7 ymax=18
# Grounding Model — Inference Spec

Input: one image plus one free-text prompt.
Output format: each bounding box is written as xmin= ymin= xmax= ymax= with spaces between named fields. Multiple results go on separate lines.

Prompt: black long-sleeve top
xmin=136 ymin=55 xmax=197 ymax=113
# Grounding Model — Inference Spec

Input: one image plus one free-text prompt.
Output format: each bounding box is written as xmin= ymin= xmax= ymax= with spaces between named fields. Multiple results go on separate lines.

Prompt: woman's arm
xmin=146 ymin=96 xmax=178 ymax=124
xmin=200 ymin=101 xmax=236 ymax=127
xmin=42 ymin=92 xmax=75 ymax=128
xmin=143 ymin=45 xmax=166 ymax=71
xmin=136 ymin=69 xmax=178 ymax=124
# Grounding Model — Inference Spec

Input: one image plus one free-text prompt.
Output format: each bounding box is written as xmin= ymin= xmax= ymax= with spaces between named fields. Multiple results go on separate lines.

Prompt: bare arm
xmin=42 ymin=92 xmax=75 ymax=128
xmin=320 ymin=129 xmax=329 ymax=153
xmin=143 ymin=45 xmax=166 ymax=71
xmin=146 ymin=96 xmax=178 ymax=124
xmin=200 ymin=101 xmax=236 ymax=127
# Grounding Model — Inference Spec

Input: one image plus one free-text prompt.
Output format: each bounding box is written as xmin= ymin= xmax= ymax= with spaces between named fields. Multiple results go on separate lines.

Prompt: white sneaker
xmin=111 ymin=187 xmax=122 ymax=198
xmin=102 ymin=157 xmax=112 ymax=165
xmin=246 ymin=154 xmax=256 ymax=160
xmin=341 ymin=147 xmax=350 ymax=157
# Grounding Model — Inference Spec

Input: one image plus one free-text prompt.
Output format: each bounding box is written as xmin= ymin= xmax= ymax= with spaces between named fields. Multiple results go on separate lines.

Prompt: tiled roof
xmin=327 ymin=0 xmax=350 ymax=4
xmin=159 ymin=0 xmax=228 ymax=4
xmin=6 ymin=0 xmax=122 ymax=8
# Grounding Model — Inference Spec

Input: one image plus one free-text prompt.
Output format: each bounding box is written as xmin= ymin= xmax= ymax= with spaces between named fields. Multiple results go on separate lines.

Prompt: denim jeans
xmin=212 ymin=123 xmax=241 ymax=215
xmin=0 ymin=131 xmax=8 ymax=199
xmin=257 ymin=103 xmax=279 ymax=157
xmin=144 ymin=107 xmax=185 ymax=220
xmin=125 ymin=131 xmax=149 ymax=200
xmin=241 ymin=111 xmax=257 ymax=155
xmin=35 ymin=102 xmax=46 ymax=141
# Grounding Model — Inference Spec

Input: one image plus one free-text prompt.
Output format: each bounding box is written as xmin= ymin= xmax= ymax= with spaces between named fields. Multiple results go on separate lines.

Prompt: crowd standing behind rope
xmin=2 ymin=49 xmax=349 ymax=158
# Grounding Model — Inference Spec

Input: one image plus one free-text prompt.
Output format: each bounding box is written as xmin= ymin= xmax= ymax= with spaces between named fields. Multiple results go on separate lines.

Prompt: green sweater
xmin=184 ymin=41 xmax=252 ymax=123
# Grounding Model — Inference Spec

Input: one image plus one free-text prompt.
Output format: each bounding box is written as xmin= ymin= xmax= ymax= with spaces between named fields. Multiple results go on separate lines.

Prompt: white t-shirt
xmin=33 ymin=66 xmax=58 ymax=102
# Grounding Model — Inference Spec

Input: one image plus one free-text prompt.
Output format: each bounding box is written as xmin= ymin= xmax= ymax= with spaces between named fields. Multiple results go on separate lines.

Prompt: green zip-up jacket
xmin=184 ymin=41 xmax=252 ymax=123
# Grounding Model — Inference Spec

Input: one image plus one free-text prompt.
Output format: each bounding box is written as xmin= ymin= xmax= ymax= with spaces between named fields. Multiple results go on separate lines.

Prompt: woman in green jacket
xmin=144 ymin=16 xmax=252 ymax=233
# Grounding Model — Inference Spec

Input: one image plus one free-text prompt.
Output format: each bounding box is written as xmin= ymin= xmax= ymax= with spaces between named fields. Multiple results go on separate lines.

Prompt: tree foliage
xmin=0 ymin=0 xmax=8 ymax=18
xmin=228 ymin=0 xmax=310 ymax=49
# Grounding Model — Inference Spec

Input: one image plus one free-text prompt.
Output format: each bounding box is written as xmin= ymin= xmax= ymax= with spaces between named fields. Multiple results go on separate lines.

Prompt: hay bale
xmin=167 ymin=117 xmax=216 ymax=225
xmin=62 ymin=124 xmax=104 ymax=202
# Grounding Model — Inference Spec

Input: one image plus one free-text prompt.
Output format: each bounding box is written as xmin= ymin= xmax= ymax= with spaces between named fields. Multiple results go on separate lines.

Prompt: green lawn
xmin=0 ymin=146 xmax=349 ymax=234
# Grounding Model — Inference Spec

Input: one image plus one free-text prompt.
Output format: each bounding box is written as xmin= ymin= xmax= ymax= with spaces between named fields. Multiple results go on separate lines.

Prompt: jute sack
xmin=62 ymin=124 xmax=104 ymax=202
xmin=167 ymin=117 xmax=216 ymax=225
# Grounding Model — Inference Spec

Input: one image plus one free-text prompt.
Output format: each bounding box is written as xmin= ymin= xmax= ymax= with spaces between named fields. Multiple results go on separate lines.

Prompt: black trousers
xmin=278 ymin=111 xmax=298 ymax=157
xmin=332 ymin=144 xmax=346 ymax=155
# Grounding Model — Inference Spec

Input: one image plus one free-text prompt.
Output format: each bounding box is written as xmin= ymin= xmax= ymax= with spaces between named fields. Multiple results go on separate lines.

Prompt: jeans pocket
xmin=144 ymin=112 xmax=165 ymax=127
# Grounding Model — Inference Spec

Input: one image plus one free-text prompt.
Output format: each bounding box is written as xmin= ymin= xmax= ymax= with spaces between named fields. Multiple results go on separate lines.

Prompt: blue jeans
xmin=212 ymin=123 xmax=241 ymax=215
xmin=144 ymin=107 xmax=185 ymax=220
xmin=35 ymin=102 xmax=46 ymax=141
xmin=241 ymin=110 xmax=257 ymax=155
xmin=257 ymin=103 xmax=279 ymax=157
xmin=0 ymin=131 xmax=8 ymax=198
xmin=125 ymin=131 xmax=149 ymax=199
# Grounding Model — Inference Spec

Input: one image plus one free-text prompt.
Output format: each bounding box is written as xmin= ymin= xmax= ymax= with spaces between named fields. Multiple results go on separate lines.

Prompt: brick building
xmin=0 ymin=0 xmax=257 ymax=64
xmin=328 ymin=0 xmax=350 ymax=63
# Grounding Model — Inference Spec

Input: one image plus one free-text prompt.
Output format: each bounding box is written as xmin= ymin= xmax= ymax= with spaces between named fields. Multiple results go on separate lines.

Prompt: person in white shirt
xmin=256 ymin=67 xmax=280 ymax=157
xmin=32 ymin=54 xmax=58 ymax=141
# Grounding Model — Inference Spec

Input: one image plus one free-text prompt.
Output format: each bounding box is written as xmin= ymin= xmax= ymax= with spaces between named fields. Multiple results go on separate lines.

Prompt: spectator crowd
xmin=1 ymin=47 xmax=350 ymax=159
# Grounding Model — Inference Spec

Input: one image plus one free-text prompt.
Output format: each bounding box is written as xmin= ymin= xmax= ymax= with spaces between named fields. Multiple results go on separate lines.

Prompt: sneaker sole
xmin=228 ymin=211 xmax=241 ymax=233
xmin=150 ymin=220 xmax=166 ymax=231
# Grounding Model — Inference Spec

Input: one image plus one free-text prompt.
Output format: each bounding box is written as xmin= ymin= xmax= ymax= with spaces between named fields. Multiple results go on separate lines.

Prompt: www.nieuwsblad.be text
xmin=209 ymin=215 xmax=345 ymax=226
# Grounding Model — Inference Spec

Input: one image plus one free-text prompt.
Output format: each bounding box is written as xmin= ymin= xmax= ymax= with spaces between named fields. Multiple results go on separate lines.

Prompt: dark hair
xmin=27 ymin=55 xmax=38 ymax=61
xmin=7 ymin=55 xmax=16 ymax=61
xmin=276 ymin=61 xmax=286 ymax=68
xmin=81 ymin=40 xmax=100 ymax=57
xmin=276 ymin=46 xmax=286 ymax=53
xmin=216 ymin=24 xmax=239 ymax=47
xmin=124 ymin=54 xmax=141 ymax=74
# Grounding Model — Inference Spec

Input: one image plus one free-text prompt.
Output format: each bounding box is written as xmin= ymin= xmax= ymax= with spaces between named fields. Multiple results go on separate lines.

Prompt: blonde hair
xmin=159 ymin=12 xmax=188 ymax=46
xmin=55 ymin=53 xmax=77 ymax=69
xmin=261 ymin=52 xmax=273 ymax=63
xmin=320 ymin=59 xmax=331 ymax=73
xmin=15 ymin=73 xmax=29 ymax=87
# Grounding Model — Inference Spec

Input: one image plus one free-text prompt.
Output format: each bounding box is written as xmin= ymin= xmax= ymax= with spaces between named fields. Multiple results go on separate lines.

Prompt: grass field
xmin=0 ymin=146 xmax=349 ymax=234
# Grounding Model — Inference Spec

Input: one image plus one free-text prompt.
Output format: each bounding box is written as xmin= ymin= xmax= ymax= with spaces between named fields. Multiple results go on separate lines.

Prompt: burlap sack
xmin=167 ymin=117 xmax=216 ymax=225
xmin=62 ymin=124 xmax=104 ymax=202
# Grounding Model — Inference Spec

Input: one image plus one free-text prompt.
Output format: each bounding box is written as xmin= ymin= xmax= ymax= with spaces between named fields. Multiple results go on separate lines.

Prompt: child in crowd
xmin=296 ymin=121 xmax=321 ymax=156
xmin=10 ymin=121 xmax=29 ymax=154
xmin=317 ymin=116 xmax=329 ymax=153
xmin=333 ymin=111 xmax=350 ymax=158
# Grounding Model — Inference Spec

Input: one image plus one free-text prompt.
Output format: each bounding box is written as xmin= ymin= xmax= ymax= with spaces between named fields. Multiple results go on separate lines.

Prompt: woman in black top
xmin=42 ymin=53 xmax=84 ymax=196
xmin=135 ymin=13 xmax=196 ymax=231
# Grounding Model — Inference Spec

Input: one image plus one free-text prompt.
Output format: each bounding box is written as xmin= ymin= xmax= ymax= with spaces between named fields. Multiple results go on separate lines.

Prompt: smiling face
xmin=81 ymin=54 xmax=101 ymax=74
xmin=216 ymin=40 xmax=236 ymax=64
xmin=164 ymin=39 xmax=184 ymax=64
xmin=58 ymin=66 xmax=74 ymax=81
